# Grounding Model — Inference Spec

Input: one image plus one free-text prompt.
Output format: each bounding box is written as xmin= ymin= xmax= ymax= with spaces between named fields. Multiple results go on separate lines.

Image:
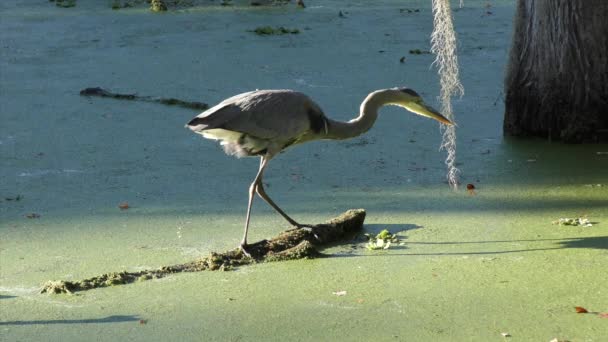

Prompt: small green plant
xmin=552 ymin=217 xmax=592 ymax=227
xmin=364 ymin=229 xmax=402 ymax=250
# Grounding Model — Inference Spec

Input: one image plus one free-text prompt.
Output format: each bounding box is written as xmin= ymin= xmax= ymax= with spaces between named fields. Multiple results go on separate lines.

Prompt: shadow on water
xmin=333 ymin=235 xmax=608 ymax=257
xmin=404 ymin=236 xmax=608 ymax=249
xmin=364 ymin=223 xmax=424 ymax=235
xmin=0 ymin=315 xmax=141 ymax=326
xmin=557 ymin=236 xmax=608 ymax=250
xmin=318 ymin=223 xmax=422 ymax=252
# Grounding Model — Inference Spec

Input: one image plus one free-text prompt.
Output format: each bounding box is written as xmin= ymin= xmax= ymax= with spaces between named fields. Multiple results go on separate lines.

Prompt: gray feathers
xmin=187 ymin=89 xmax=328 ymax=157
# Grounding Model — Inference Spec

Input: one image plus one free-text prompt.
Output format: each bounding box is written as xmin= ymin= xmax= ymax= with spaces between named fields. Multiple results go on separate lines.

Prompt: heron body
xmin=186 ymin=88 xmax=452 ymax=253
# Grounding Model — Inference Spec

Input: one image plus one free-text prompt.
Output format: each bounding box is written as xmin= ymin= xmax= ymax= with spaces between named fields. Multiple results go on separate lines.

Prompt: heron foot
xmin=239 ymin=243 xmax=253 ymax=259
xmin=294 ymin=224 xmax=321 ymax=242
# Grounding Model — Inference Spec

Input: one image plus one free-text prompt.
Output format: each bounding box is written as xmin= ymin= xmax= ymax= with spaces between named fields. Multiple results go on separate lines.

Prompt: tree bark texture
xmin=504 ymin=0 xmax=608 ymax=142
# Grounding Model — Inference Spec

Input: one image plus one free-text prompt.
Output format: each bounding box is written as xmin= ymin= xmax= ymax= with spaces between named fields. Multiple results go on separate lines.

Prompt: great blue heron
xmin=186 ymin=88 xmax=453 ymax=253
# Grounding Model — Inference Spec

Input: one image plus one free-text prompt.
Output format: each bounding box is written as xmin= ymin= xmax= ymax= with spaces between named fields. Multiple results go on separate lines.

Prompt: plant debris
xmin=466 ymin=183 xmax=476 ymax=195
xmin=51 ymin=0 xmax=77 ymax=8
xmin=409 ymin=49 xmax=431 ymax=55
xmin=552 ymin=217 xmax=592 ymax=227
xmin=250 ymin=26 xmax=300 ymax=36
xmin=150 ymin=0 xmax=167 ymax=11
xmin=40 ymin=209 xmax=366 ymax=294
xmin=5 ymin=195 xmax=23 ymax=201
xmin=25 ymin=213 xmax=41 ymax=219
xmin=80 ymin=87 xmax=209 ymax=111
xmin=332 ymin=290 xmax=347 ymax=296
xmin=364 ymin=229 xmax=402 ymax=250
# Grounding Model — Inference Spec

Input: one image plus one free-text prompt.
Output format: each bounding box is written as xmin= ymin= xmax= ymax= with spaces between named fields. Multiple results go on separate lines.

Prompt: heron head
xmin=390 ymin=87 xmax=453 ymax=126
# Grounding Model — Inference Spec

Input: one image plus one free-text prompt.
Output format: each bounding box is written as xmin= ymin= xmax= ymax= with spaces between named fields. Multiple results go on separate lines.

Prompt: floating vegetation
xmin=108 ymin=0 xmax=303 ymax=11
xmin=111 ymin=0 xmax=140 ymax=10
xmin=4 ymin=195 xmax=23 ymax=201
xmin=250 ymin=26 xmax=300 ymax=36
xmin=51 ymin=0 xmax=77 ymax=8
xmin=552 ymin=217 xmax=593 ymax=227
xmin=409 ymin=49 xmax=431 ymax=55
xmin=41 ymin=209 xmax=366 ymax=294
xmin=80 ymin=87 xmax=209 ymax=110
xmin=364 ymin=229 xmax=402 ymax=250
xmin=150 ymin=0 xmax=168 ymax=12
xmin=466 ymin=183 xmax=476 ymax=195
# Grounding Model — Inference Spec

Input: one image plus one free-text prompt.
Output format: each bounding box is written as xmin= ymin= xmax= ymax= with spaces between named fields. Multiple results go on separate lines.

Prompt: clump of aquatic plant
xmin=364 ymin=229 xmax=402 ymax=250
xmin=52 ymin=0 xmax=77 ymax=8
xmin=111 ymin=0 xmax=137 ymax=9
xmin=251 ymin=26 xmax=300 ymax=35
xmin=150 ymin=0 xmax=168 ymax=11
xmin=409 ymin=49 xmax=431 ymax=55
xmin=552 ymin=217 xmax=593 ymax=227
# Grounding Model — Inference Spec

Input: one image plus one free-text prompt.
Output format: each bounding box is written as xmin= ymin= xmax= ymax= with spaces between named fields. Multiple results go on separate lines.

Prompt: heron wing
xmin=188 ymin=90 xmax=324 ymax=141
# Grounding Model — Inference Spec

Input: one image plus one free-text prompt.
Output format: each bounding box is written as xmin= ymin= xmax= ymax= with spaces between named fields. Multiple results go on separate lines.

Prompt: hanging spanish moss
xmin=430 ymin=0 xmax=464 ymax=190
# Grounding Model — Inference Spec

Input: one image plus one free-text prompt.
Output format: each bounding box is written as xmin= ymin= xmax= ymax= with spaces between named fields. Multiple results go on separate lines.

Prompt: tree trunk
xmin=504 ymin=0 xmax=608 ymax=142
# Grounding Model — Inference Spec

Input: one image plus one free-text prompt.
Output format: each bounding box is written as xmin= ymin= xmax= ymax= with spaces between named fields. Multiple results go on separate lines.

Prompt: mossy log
xmin=79 ymin=87 xmax=209 ymax=111
xmin=40 ymin=209 xmax=366 ymax=294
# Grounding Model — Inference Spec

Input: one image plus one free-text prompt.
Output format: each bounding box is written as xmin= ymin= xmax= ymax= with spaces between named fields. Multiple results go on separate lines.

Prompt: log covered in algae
xmin=41 ymin=209 xmax=366 ymax=294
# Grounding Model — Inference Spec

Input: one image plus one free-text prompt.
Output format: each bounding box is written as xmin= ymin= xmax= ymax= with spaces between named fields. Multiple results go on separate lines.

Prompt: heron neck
xmin=325 ymin=90 xmax=390 ymax=140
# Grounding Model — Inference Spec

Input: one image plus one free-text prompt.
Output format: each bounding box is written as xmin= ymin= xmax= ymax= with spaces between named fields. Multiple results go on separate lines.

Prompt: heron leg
xmin=255 ymin=181 xmax=301 ymax=227
xmin=255 ymin=168 xmax=318 ymax=231
xmin=241 ymin=157 xmax=270 ymax=250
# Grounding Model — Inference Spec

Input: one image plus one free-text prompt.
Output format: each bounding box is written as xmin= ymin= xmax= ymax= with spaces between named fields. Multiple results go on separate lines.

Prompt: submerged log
xmin=40 ymin=209 xmax=366 ymax=294
xmin=80 ymin=87 xmax=209 ymax=111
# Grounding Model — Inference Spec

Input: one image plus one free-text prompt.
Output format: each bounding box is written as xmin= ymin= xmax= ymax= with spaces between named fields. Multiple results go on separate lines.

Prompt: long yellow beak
xmin=403 ymin=101 xmax=454 ymax=126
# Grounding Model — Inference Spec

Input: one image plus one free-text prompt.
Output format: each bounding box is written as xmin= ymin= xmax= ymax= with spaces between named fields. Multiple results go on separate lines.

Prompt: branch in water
xmin=79 ymin=87 xmax=209 ymax=111
xmin=40 ymin=209 xmax=366 ymax=294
